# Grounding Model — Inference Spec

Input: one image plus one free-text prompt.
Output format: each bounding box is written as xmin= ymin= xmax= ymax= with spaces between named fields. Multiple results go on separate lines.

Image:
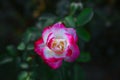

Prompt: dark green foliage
xmin=77 ymin=52 xmax=91 ymax=62
xmin=77 ymin=28 xmax=91 ymax=42
xmin=76 ymin=8 xmax=93 ymax=27
xmin=2 ymin=0 xmax=120 ymax=79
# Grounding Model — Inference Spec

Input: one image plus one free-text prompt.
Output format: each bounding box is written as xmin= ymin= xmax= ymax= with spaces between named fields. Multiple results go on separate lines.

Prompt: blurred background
xmin=0 ymin=0 xmax=120 ymax=80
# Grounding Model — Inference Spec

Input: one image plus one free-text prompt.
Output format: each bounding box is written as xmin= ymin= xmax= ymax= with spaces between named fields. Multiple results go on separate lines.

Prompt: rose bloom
xmin=34 ymin=22 xmax=80 ymax=69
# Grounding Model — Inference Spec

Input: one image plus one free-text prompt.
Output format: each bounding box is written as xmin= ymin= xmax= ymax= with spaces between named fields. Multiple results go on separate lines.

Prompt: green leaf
xmin=27 ymin=43 xmax=34 ymax=50
xmin=70 ymin=3 xmax=79 ymax=15
xmin=18 ymin=71 xmax=29 ymax=80
xmin=6 ymin=45 xmax=17 ymax=56
xmin=20 ymin=63 xmax=29 ymax=69
xmin=27 ymin=27 xmax=42 ymax=41
xmin=43 ymin=18 xmax=55 ymax=27
xmin=22 ymin=30 xmax=32 ymax=44
xmin=17 ymin=42 xmax=26 ymax=51
xmin=64 ymin=16 xmax=76 ymax=27
xmin=26 ymin=57 xmax=33 ymax=62
xmin=77 ymin=52 xmax=91 ymax=62
xmin=0 ymin=57 xmax=13 ymax=65
xmin=76 ymin=8 xmax=94 ymax=26
xmin=18 ymin=71 xmax=33 ymax=80
xmin=77 ymin=28 xmax=91 ymax=42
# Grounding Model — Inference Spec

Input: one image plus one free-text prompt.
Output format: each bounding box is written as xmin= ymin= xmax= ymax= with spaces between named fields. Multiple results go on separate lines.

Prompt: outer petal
xmin=34 ymin=39 xmax=63 ymax=69
xmin=41 ymin=47 xmax=63 ymax=69
xmin=45 ymin=58 xmax=62 ymax=69
xmin=34 ymin=37 xmax=45 ymax=56
xmin=66 ymin=28 xmax=78 ymax=42
xmin=64 ymin=43 xmax=80 ymax=62
xmin=42 ymin=26 xmax=52 ymax=44
xmin=34 ymin=37 xmax=54 ymax=61
xmin=64 ymin=33 xmax=75 ymax=46
xmin=51 ymin=22 xmax=65 ymax=29
xmin=42 ymin=22 xmax=66 ymax=44
xmin=63 ymin=33 xmax=80 ymax=62
xmin=50 ymin=22 xmax=67 ymax=38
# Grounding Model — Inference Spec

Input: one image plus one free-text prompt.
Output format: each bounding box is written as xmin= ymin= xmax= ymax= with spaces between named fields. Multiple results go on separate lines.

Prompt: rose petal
xmin=51 ymin=22 xmax=67 ymax=38
xmin=42 ymin=26 xmax=52 ymax=44
xmin=66 ymin=28 xmax=78 ymax=42
xmin=41 ymin=47 xmax=63 ymax=69
xmin=64 ymin=43 xmax=80 ymax=62
xmin=42 ymin=22 xmax=66 ymax=44
xmin=52 ymin=22 xmax=65 ymax=29
xmin=63 ymin=33 xmax=80 ymax=62
xmin=35 ymin=41 xmax=63 ymax=69
xmin=64 ymin=33 xmax=75 ymax=46
xmin=34 ymin=37 xmax=45 ymax=56
xmin=34 ymin=37 xmax=54 ymax=59
xmin=46 ymin=59 xmax=62 ymax=69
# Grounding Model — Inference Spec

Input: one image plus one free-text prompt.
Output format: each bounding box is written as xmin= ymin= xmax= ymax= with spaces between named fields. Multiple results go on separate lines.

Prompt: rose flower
xmin=34 ymin=22 xmax=80 ymax=69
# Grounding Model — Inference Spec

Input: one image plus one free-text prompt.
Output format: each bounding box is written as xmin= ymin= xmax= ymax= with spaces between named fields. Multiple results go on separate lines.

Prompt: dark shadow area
xmin=0 ymin=0 xmax=120 ymax=80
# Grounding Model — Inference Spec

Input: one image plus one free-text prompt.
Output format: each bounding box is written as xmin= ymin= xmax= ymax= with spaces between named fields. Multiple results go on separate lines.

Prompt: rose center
xmin=51 ymin=39 xmax=66 ymax=55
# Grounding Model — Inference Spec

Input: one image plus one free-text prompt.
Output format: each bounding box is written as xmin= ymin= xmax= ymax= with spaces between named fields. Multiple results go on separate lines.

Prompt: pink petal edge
xmin=66 ymin=28 xmax=78 ymax=42
xmin=45 ymin=58 xmax=63 ymax=69
xmin=34 ymin=37 xmax=44 ymax=56
xmin=34 ymin=39 xmax=63 ymax=69
xmin=64 ymin=43 xmax=80 ymax=62
xmin=51 ymin=22 xmax=66 ymax=29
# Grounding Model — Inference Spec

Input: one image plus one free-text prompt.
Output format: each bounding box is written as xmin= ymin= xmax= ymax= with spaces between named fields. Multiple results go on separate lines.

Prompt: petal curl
xmin=64 ymin=44 xmax=80 ymax=62
xmin=34 ymin=37 xmax=45 ymax=56
xmin=51 ymin=22 xmax=65 ymax=29
xmin=34 ymin=38 xmax=54 ymax=59
xmin=51 ymin=22 xmax=67 ymax=37
xmin=42 ymin=47 xmax=63 ymax=69
xmin=42 ymin=22 xmax=67 ymax=43
xmin=63 ymin=33 xmax=80 ymax=62
xmin=45 ymin=58 xmax=62 ymax=69
xmin=64 ymin=33 xmax=75 ymax=46
xmin=66 ymin=28 xmax=78 ymax=42
xmin=35 ymin=40 xmax=63 ymax=69
xmin=42 ymin=26 xmax=52 ymax=44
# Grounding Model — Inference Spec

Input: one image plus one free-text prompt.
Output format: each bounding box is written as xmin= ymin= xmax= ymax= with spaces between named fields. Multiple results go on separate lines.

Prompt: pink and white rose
xmin=34 ymin=22 xmax=80 ymax=69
